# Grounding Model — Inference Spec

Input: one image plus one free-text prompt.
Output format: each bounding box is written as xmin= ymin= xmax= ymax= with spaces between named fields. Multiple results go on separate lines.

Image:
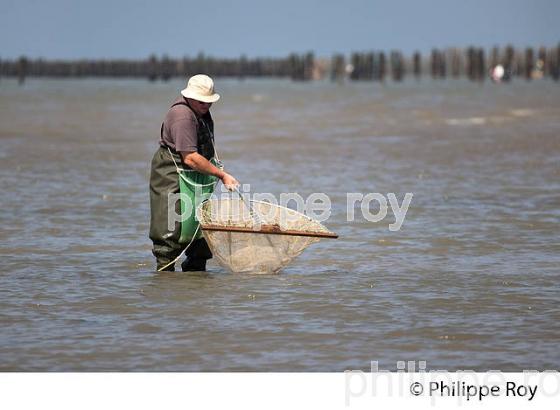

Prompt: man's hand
xmin=221 ymin=173 xmax=239 ymax=191
xmin=181 ymin=151 xmax=239 ymax=190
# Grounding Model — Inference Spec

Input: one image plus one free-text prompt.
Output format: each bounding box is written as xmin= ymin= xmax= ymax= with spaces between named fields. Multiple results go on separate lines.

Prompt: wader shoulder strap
xmin=160 ymin=99 xmax=191 ymax=141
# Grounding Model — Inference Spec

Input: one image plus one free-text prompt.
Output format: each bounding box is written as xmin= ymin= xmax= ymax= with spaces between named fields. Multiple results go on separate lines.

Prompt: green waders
xmin=149 ymin=146 xmax=216 ymax=271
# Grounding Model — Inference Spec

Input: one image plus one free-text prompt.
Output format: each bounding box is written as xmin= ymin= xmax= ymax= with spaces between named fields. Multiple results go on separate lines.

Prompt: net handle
xmin=201 ymin=224 xmax=339 ymax=239
xmin=232 ymin=185 xmax=263 ymax=225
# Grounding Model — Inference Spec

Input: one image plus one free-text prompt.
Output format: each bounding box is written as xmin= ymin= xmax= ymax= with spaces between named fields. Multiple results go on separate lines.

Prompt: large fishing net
xmin=196 ymin=198 xmax=337 ymax=274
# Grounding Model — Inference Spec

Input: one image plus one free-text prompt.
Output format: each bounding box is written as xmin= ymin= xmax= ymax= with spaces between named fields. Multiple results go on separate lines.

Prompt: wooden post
xmin=552 ymin=44 xmax=560 ymax=81
xmin=372 ymin=53 xmax=379 ymax=81
xmin=440 ymin=49 xmax=447 ymax=78
xmin=476 ymin=48 xmax=485 ymax=81
xmin=303 ymin=52 xmax=314 ymax=81
xmin=514 ymin=49 xmax=524 ymax=78
xmin=350 ymin=52 xmax=359 ymax=80
xmin=430 ymin=49 xmax=437 ymax=78
xmin=238 ymin=55 xmax=247 ymax=79
xmin=288 ymin=53 xmax=299 ymax=80
xmin=330 ymin=54 xmax=346 ymax=83
xmin=195 ymin=52 xmax=207 ymax=76
xmin=413 ymin=51 xmax=421 ymax=79
xmin=17 ymin=56 xmax=28 ymax=85
xmin=379 ymin=52 xmax=386 ymax=82
xmin=525 ymin=48 xmax=534 ymax=80
xmin=466 ymin=47 xmax=473 ymax=81
xmin=454 ymin=48 xmax=463 ymax=78
xmin=160 ymin=55 xmax=172 ymax=81
xmin=288 ymin=53 xmax=313 ymax=81
xmin=364 ymin=52 xmax=374 ymax=80
xmin=490 ymin=46 xmax=500 ymax=75
xmin=430 ymin=48 xmax=445 ymax=79
xmin=390 ymin=50 xmax=403 ymax=81
xmin=504 ymin=45 xmax=514 ymax=80
xmin=147 ymin=54 xmax=158 ymax=81
xmin=538 ymin=46 xmax=547 ymax=76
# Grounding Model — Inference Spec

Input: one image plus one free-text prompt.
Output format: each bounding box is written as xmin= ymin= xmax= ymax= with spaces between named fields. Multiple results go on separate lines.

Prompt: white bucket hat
xmin=180 ymin=74 xmax=220 ymax=103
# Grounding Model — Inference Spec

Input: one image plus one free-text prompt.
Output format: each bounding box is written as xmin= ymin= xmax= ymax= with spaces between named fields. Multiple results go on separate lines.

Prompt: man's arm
xmin=181 ymin=151 xmax=239 ymax=190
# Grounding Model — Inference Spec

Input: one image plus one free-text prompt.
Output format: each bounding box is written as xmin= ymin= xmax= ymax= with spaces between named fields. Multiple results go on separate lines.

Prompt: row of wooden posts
xmin=335 ymin=46 xmax=560 ymax=82
xmin=1 ymin=46 xmax=559 ymax=84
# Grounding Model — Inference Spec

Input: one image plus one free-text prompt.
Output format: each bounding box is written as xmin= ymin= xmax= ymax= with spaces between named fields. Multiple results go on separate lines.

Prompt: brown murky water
xmin=0 ymin=77 xmax=559 ymax=371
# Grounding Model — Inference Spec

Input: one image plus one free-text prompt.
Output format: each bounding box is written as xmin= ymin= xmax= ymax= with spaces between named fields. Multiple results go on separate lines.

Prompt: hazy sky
xmin=0 ymin=0 xmax=558 ymax=59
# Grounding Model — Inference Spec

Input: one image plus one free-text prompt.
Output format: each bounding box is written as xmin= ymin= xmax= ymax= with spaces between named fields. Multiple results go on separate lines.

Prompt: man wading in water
xmin=149 ymin=74 xmax=239 ymax=271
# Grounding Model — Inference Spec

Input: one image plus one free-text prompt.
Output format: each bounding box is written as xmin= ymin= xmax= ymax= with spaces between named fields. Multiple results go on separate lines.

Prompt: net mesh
xmin=197 ymin=198 xmax=334 ymax=274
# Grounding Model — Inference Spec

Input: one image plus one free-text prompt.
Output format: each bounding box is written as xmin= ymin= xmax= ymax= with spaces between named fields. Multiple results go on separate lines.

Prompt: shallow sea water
xmin=0 ymin=77 xmax=559 ymax=371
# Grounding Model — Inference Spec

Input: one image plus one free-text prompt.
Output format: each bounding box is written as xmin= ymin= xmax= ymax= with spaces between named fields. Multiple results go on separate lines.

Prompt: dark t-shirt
xmin=159 ymin=97 xmax=198 ymax=153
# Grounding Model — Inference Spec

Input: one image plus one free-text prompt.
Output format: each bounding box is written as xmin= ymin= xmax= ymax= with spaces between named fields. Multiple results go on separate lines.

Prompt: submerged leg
xmin=149 ymin=147 xmax=183 ymax=271
xmin=181 ymin=238 xmax=213 ymax=271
